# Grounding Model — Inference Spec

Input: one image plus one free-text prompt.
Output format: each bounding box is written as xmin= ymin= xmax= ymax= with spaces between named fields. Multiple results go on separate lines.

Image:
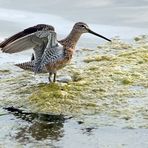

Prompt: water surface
xmin=0 ymin=1 xmax=148 ymax=148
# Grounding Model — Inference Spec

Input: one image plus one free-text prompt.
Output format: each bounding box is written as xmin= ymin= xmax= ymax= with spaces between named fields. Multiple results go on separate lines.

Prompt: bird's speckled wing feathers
xmin=34 ymin=32 xmax=64 ymax=73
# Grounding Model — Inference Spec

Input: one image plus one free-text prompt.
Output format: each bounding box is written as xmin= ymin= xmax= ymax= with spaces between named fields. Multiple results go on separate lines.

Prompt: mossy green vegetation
xmin=0 ymin=35 xmax=148 ymax=128
xmin=0 ymin=69 xmax=10 ymax=73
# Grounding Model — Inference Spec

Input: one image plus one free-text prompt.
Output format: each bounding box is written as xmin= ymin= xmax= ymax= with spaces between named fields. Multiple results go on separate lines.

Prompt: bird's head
xmin=73 ymin=22 xmax=111 ymax=42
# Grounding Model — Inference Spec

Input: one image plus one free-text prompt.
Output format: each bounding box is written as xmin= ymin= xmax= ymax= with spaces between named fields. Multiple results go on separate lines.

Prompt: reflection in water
xmin=15 ymin=121 xmax=64 ymax=142
xmin=4 ymin=106 xmax=68 ymax=122
xmin=4 ymin=107 xmax=70 ymax=143
xmin=81 ymin=127 xmax=96 ymax=136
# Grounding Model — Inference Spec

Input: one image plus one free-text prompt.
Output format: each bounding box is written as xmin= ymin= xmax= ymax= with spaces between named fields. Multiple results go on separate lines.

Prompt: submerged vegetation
xmin=0 ymin=36 xmax=148 ymax=128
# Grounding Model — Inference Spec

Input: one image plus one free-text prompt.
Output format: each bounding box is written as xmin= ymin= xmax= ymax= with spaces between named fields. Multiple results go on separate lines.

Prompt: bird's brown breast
xmin=45 ymin=47 xmax=74 ymax=72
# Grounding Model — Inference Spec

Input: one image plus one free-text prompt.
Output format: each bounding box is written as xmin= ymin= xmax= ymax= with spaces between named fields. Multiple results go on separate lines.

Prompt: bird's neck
xmin=59 ymin=29 xmax=82 ymax=49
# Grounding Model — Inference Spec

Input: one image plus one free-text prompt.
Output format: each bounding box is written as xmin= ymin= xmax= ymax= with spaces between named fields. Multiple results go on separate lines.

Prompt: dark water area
xmin=0 ymin=0 xmax=148 ymax=148
xmin=1 ymin=107 xmax=148 ymax=148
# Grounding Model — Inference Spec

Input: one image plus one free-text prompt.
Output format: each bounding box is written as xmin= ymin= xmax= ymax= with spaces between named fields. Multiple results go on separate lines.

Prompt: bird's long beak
xmin=87 ymin=29 xmax=111 ymax=42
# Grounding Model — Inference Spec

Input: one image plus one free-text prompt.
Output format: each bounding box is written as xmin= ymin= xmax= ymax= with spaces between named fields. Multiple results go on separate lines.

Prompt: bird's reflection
xmin=4 ymin=106 xmax=71 ymax=142
xmin=15 ymin=121 xmax=64 ymax=142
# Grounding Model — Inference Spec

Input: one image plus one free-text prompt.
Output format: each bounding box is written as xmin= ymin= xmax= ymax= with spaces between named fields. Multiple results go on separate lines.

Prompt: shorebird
xmin=0 ymin=22 xmax=111 ymax=82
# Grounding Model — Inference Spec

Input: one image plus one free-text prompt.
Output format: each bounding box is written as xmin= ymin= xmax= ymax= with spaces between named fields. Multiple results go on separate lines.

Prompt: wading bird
xmin=0 ymin=22 xmax=111 ymax=82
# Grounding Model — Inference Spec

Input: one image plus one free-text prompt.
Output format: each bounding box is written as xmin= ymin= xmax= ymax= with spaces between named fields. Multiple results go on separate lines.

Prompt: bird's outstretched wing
xmin=0 ymin=24 xmax=54 ymax=50
xmin=0 ymin=24 xmax=54 ymax=54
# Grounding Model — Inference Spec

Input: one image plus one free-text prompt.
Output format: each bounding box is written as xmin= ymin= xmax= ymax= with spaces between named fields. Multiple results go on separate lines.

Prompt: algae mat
xmin=0 ymin=36 xmax=148 ymax=128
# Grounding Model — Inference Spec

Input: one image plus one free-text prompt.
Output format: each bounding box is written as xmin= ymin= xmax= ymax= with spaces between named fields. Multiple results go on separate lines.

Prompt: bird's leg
xmin=53 ymin=73 xmax=57 ymax=82
xmin=48 ymin=72 xmax=52 ymax=83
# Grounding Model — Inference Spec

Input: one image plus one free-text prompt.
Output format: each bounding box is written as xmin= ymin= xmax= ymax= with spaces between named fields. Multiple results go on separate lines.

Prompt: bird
xmin=0 ymin=22 xmax=111 ymax=82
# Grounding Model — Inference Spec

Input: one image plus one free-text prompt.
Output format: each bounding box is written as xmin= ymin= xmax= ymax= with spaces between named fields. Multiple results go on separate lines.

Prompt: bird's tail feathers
xmin=15 ymin=61 xmax=47 ymax=73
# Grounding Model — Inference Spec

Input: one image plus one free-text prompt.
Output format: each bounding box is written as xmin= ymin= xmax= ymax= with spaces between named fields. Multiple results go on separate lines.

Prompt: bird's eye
xmin=81 ymin=25 xmax=86 ymax=28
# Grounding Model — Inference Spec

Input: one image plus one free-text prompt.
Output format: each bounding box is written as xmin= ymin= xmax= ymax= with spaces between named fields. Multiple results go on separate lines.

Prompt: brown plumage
xmin=0 ymin=22 xmax=111 ymax=82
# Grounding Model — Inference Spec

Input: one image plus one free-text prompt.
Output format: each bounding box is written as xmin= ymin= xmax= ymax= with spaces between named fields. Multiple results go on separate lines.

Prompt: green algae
xmin=83 ymin=55 xmax=113 ymax=63
xmin=134 ymin=35 xmax=148 ymax=42
xmin=0 ymin=69 xmax=10 ymax=73
xmin=26 ymin=37 xmax=148 ymax=120
xmin=28 ymin=83 xmax=84 ymax=114
xmin=27 ymin=37 xmax=148 ymax=122
xmin=0 ymin=35 xmax=148 ymax=128
xmin=98 ymin=38 xmax=133 ymax=50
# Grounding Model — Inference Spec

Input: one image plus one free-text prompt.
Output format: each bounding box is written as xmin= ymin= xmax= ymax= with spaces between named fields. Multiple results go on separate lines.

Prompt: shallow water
xmin=0 ymin=1 xmax=148 ymax=148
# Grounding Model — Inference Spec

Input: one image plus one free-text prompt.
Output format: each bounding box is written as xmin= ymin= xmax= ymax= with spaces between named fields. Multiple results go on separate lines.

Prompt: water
xmin=0 ymin=0 xmax=148 ymax=148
